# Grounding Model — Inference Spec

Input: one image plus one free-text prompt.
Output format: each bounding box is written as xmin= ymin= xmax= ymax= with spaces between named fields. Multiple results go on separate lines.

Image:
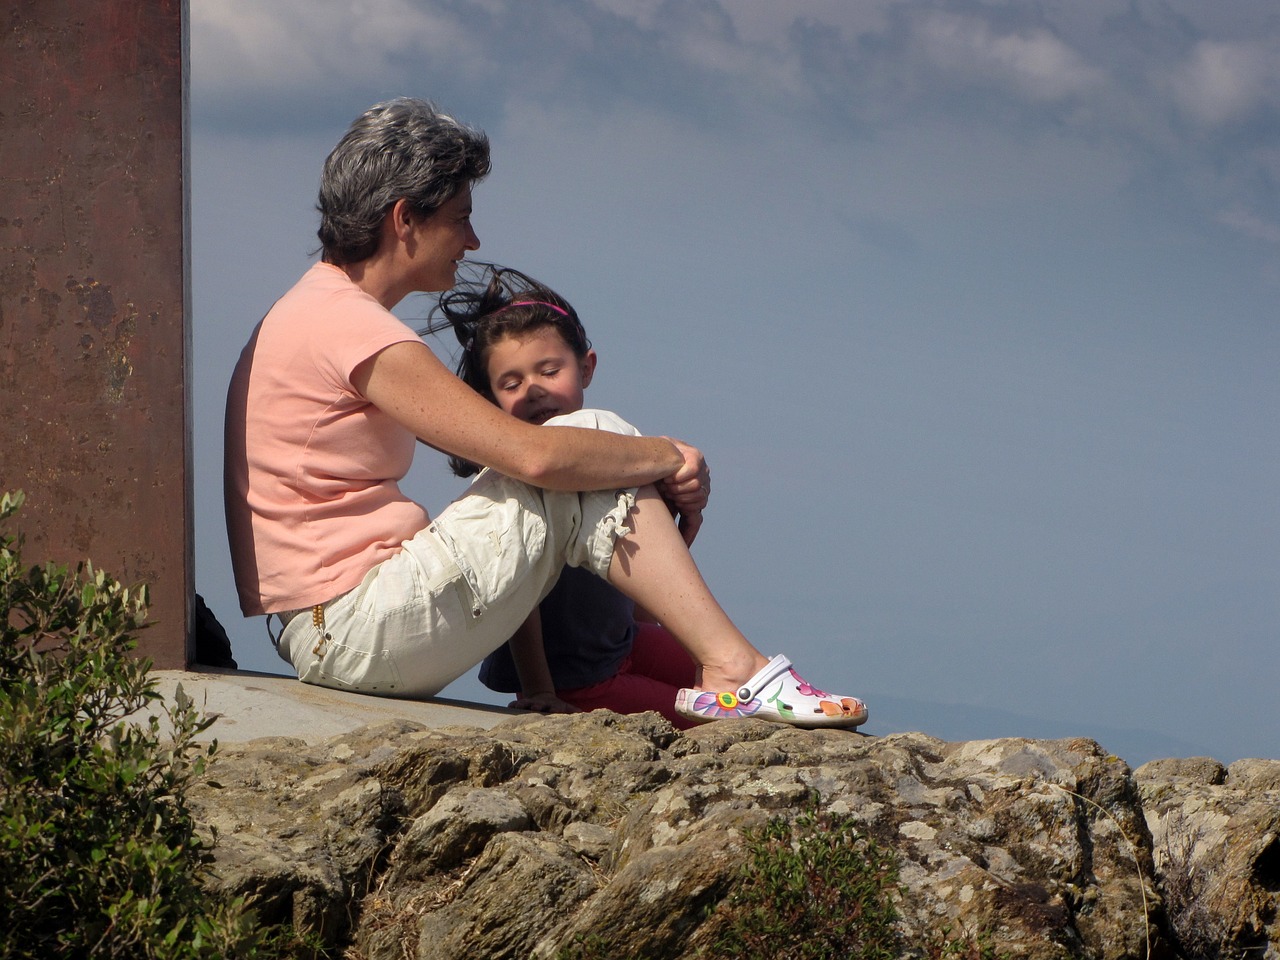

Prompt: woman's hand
xmin=657 ymin=438 xmax=710 ymax=515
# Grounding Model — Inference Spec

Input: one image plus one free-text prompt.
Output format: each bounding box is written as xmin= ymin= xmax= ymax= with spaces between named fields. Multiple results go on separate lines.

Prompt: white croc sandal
xmin=674 ymin=654 xmax=868 ymax=729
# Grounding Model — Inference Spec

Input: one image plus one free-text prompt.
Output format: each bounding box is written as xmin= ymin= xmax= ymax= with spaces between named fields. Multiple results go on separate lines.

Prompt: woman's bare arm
xmin=353 ymin=340 xmax=698 ymax=491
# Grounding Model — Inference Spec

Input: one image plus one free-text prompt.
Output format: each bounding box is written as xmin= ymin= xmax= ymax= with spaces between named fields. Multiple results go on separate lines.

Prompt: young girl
xmin=432 ymin=266 xmax=867 ymax=729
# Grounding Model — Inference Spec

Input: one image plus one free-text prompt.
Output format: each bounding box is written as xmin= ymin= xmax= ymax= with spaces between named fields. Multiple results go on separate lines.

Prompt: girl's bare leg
xmin=606 ymin=486 xmax=769 ymax=692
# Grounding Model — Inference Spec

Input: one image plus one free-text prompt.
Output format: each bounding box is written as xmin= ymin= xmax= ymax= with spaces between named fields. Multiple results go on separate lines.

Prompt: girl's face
xmin=484 ymin=327 xmax=596 ymax=425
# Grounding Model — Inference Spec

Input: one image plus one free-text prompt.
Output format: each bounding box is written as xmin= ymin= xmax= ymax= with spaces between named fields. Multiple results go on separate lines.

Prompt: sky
xmin=189 ymin=0 xmax=1279 ymax=767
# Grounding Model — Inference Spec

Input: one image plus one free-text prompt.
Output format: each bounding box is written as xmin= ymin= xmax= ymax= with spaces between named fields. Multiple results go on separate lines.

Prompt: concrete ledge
xmin=149 ymin=667 xmax=519 ymax=744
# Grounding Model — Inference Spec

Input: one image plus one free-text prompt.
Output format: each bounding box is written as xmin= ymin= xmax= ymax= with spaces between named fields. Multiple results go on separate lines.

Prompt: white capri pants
xmin=275 ymin=409 xmax=642 ymax=697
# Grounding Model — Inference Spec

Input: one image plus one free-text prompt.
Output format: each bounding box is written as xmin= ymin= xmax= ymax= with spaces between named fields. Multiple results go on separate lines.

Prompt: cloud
xmin=190 ymin=1 xmax=1271 ymax=141
xmin=192 ymin=1 xmax=1106 ymax=133
xmin=192 ymin=0 xmax=486 ymax=125
xmin=1217 ymin=204 xmax=1280 ymax=245
xmin=1169 ymin=38 xmax=1280 ymax=127
xmin=912 ymin=11 xmax=1103 ymax=102
xmin=188 ymin=0 xmax=1280 ymax=257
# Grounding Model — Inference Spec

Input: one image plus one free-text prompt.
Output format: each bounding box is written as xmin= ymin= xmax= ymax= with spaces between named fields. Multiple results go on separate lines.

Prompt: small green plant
xmin=921 ymin=921 xmax=1006 ymax=960
xmin=554 ymin=932 xmax=610 ymax=960
xmin=0 ymin=490 xmax=312 ymax=959
xmin=706 ymin=803 xmax=904 ymax=960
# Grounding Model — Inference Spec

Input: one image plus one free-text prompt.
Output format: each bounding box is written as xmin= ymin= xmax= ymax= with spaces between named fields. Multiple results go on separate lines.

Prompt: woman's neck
xmin=335 ymin=256 xmax=406 ymax=310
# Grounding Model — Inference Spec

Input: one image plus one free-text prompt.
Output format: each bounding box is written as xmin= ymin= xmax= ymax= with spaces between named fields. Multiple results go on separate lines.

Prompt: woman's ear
xmin=390 ymin=198 xmax=417 ymax=242
xmin=580 ymin=349 xmax=598 ymax=388
xmin=372 ymin=199 xmax=409 ymax=255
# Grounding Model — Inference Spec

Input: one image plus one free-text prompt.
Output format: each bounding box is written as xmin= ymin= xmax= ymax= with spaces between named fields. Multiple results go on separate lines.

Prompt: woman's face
xmin=485 ymin=327 xmax=597 ymax=425
xmin=411 ymin=185 xmax=480 ymax=292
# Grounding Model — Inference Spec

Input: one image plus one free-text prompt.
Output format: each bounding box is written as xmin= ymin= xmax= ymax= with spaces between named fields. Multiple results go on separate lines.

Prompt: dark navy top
xmin=478 ymin=566 xmax=636 ymax=693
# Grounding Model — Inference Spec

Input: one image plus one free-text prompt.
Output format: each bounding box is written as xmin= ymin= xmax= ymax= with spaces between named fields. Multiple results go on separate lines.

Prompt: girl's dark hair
xmin=426 ymin=263 xmax=591 ymax=477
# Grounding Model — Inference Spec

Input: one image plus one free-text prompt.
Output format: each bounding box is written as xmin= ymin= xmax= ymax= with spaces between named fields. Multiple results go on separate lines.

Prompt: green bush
xmin=0 ymin=490 xmax=303 ymax=959
xmin=707 ymin=804 xmax=905 ymax=960
xmin=706 ymin=802 xmax=1009 ymax=960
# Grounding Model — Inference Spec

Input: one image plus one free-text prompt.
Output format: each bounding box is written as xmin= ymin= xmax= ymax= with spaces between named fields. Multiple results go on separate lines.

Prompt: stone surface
xmin=188 ymin=711 xmax=1280 ymax=959
xmin=147 ymin=668 xmax=516 ymax=744
xmin=1136 ymin=756 xmax=1280 ymax=959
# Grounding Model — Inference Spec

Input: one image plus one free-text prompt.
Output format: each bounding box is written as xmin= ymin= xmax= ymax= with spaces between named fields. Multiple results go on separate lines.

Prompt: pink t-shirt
xmin=225 ymin=262 xmax=430 ymax=615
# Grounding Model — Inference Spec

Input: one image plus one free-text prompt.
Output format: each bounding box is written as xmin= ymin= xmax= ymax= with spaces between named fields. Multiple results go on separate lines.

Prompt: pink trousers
xmin=557 ymin=622 xmax=699 ymax=729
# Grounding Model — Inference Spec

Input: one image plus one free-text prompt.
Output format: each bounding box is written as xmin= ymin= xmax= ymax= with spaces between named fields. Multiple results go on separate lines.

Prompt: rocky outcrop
xmin=1135 ymin=756 xmax=1280 ymax=958
xmin=188 ymin=712 xmax=1280 ymax=959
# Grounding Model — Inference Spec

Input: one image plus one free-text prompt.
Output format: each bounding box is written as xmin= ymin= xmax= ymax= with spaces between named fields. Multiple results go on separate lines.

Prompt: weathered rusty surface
xmin=1 ymin=1 xmax=192 ymax=667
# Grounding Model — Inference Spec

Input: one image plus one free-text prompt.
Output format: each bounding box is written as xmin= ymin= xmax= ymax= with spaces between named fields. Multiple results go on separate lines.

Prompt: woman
xmin=224 ymin=97 xmax=867 ymax=728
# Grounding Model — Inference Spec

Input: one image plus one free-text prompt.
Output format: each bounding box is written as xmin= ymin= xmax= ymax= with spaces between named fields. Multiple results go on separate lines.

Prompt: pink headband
xmin=463 ymin=299 xmax=574 ymax=352
xmin=502 ymin=300 xmax=569 ymax=317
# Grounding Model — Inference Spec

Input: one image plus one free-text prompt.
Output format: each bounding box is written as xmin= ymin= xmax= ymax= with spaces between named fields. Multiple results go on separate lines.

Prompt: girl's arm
xmin=633 ymin=605 xmax=658 ymax=625
xmin=506 ymin=608 xmax=580 ymax=714
xmin=677 ymin=509 xmax=703 ymax=546
xmin=353 ymin=341 xmax=705 ymax=492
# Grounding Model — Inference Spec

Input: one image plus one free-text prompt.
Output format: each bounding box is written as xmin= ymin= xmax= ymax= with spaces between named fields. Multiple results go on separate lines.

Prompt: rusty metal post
xmin=1 ymin=1 xmax=192 ymax=667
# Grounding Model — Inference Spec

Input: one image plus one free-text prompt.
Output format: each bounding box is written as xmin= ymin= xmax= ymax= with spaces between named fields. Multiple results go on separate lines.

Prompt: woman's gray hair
xmin=317 ymin=97 xmax=491 ymax=265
